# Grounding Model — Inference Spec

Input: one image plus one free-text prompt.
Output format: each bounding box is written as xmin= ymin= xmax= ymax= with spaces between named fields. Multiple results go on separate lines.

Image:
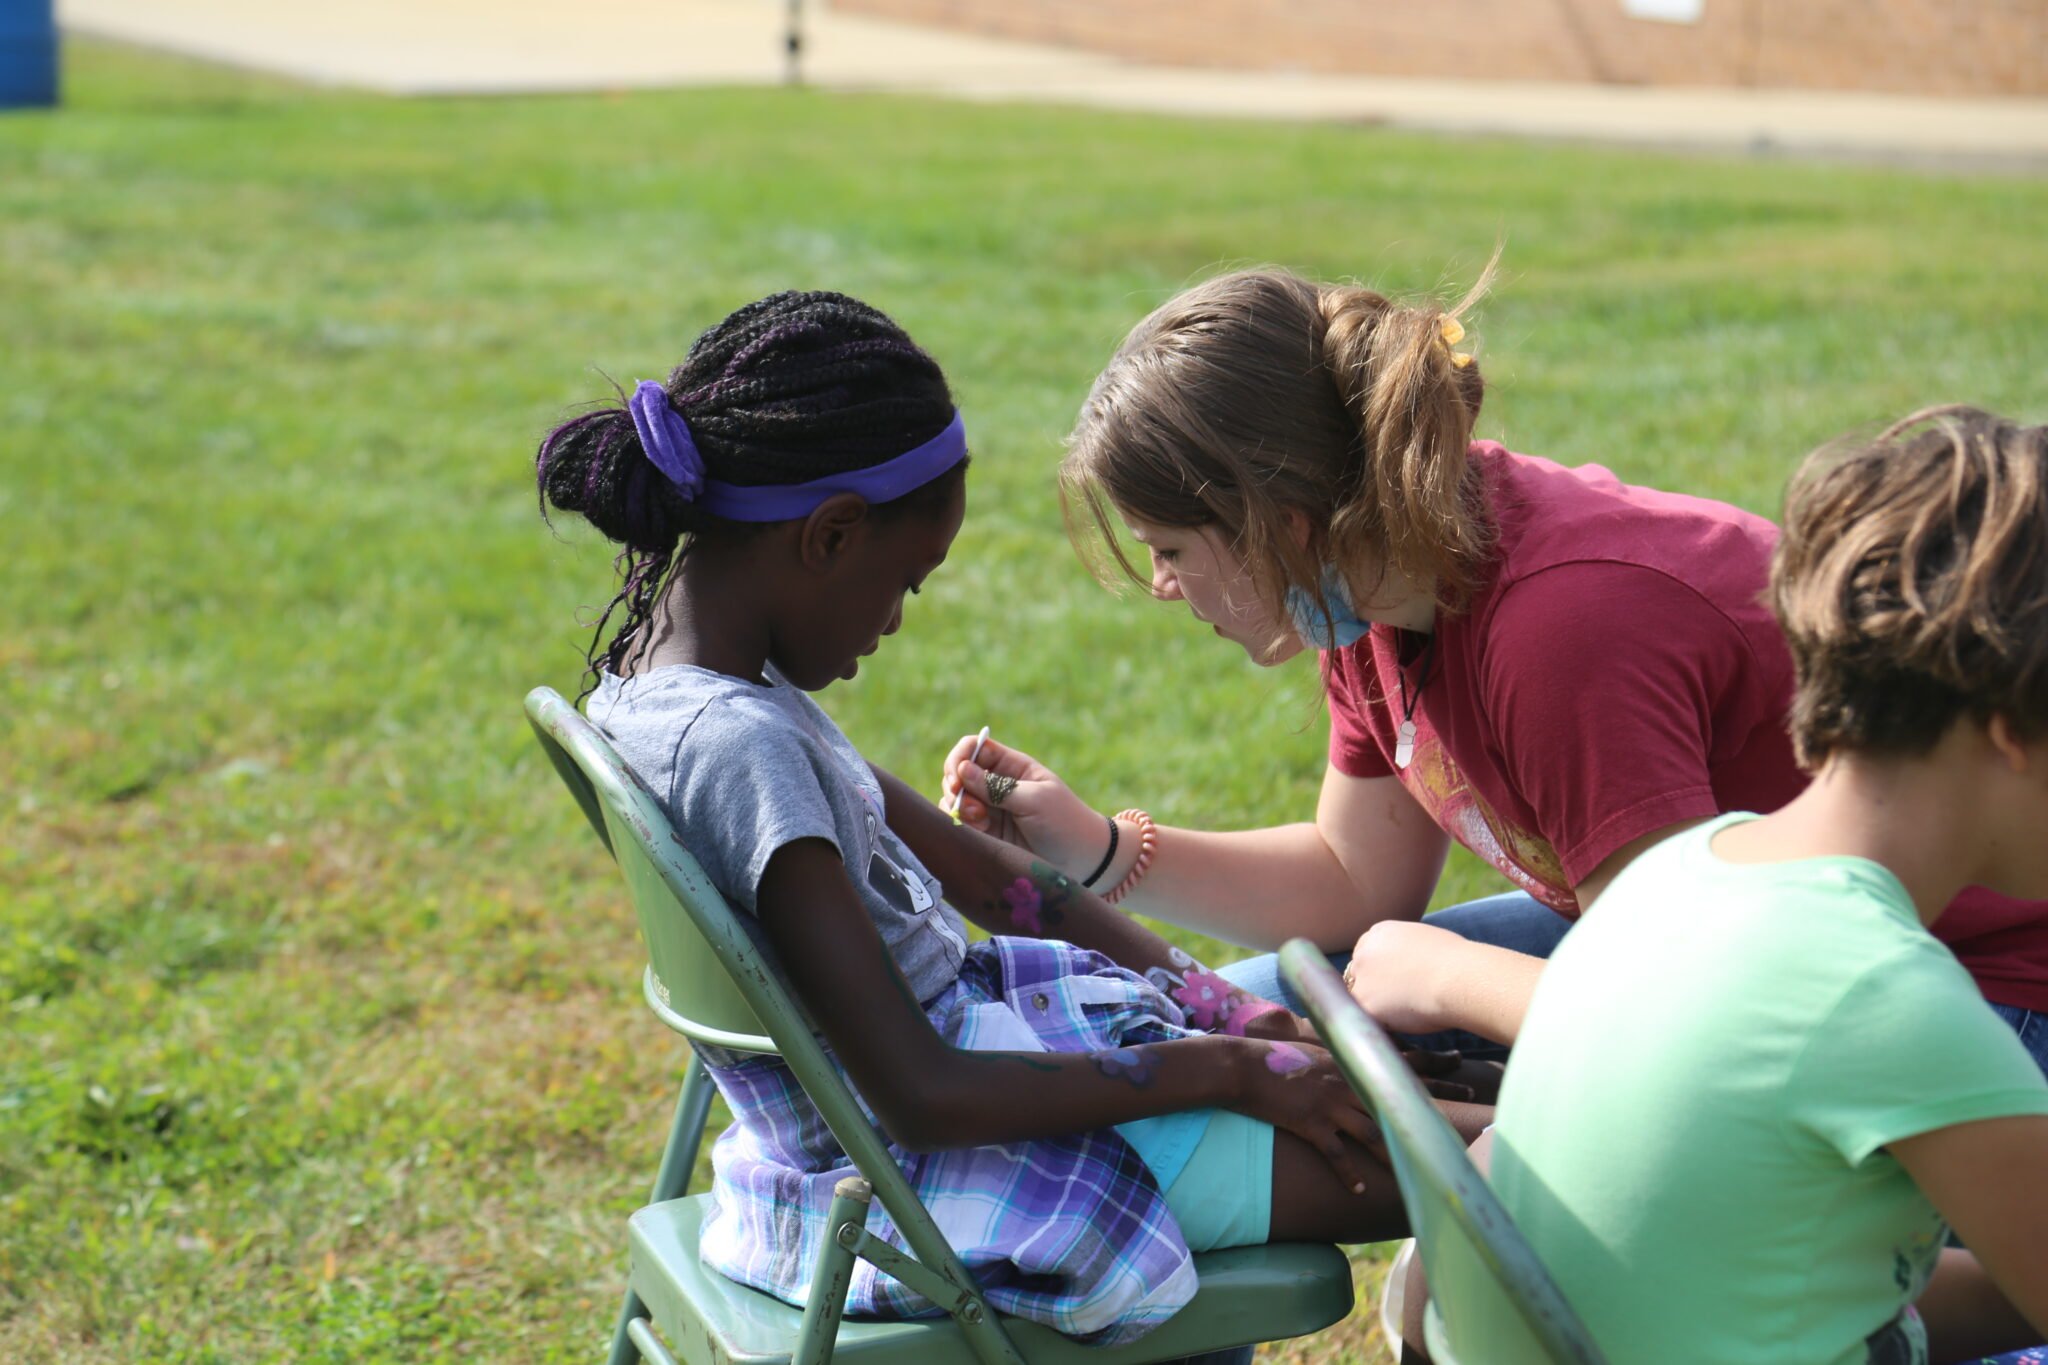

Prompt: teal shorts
xmin=1114 ymin=1109 xmax=1274 ymax=1251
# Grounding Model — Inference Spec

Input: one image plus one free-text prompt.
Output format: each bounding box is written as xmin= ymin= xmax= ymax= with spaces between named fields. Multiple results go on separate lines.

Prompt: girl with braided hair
xmin=537 ymin=290 xmax=1488 ymax=1346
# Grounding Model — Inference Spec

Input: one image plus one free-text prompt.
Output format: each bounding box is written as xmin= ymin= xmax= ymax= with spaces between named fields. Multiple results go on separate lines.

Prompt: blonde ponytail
xmin=1317 ymin=257 xmax=1494 ymax=608
xmin=1063 ymin=258 xmax=1499 ymax=622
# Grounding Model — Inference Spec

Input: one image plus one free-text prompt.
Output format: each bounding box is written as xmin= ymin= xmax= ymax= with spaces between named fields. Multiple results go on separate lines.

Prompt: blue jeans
xmin=1986 ymin=1003 xmax=2048 ymax=1080
xmin=1216 ymin=891 xmax=1571 ymax=1061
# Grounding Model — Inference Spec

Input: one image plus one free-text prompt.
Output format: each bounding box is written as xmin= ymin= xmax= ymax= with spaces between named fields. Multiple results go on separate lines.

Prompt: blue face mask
xmin=1284 ymin=566 xmax=1372 ymax=649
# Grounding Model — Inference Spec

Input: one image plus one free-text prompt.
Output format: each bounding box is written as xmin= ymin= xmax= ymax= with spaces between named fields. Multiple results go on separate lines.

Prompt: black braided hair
xmin=537 ymin=291 xmax=959 ymax=696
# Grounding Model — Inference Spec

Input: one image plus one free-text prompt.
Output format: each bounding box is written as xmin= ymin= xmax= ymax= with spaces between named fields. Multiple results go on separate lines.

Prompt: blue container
xmin=0 ymin=0 xmax=58 ymax=108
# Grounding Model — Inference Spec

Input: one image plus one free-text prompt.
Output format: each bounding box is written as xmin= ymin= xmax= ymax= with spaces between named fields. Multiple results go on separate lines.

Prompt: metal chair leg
xmin=792 ymin=1177 xmax=874 ymax=1365
xmin=653 ymin=1053 xmax=716 ymax=1203
xmin=607 ymin=1053 xmax=720 ymax=1364
xmin=605 ymin=1289 xmax=648 ymax=1365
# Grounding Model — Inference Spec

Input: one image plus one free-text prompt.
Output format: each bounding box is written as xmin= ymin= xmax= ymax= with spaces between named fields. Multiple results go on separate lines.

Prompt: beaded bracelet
xmin=1103 ymin=809 xmax=1157 ymax=906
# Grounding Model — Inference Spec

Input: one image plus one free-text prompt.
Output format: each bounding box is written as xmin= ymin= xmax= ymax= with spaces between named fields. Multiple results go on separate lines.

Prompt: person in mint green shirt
xmin=1470 ymin=406 xmax=2048 ymax=1365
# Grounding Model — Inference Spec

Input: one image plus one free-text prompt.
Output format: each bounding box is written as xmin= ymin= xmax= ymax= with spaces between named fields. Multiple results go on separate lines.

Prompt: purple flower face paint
xmin=1264 ymin=1042 xmax=1313 ymax=1077
xmin=1000 ymin=877 xmax=1044 ymax=934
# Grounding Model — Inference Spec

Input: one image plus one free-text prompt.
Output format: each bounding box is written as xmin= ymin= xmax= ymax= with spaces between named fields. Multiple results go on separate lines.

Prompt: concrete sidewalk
xmin=60 ymin=0 xmax=2048 ymax=168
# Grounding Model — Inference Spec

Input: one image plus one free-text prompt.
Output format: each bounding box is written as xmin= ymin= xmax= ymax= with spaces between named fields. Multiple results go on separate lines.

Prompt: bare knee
xmin=1266 ymin=1132 xmax=1410 ymax=1244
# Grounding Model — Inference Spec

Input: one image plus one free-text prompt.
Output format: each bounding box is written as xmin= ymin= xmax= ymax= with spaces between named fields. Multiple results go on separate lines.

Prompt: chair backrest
xmin=527 ymin=685 xmax=773 ymax=1050
xmin=523 ymin=686 xmax=1004 ymax=1321
xmin=1279 ymin=940 xmax=1608 ymax=1365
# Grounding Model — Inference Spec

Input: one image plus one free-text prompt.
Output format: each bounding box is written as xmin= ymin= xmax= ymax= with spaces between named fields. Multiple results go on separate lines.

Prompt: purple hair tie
xmin=628 ymin=380 xmax=705 ymax=501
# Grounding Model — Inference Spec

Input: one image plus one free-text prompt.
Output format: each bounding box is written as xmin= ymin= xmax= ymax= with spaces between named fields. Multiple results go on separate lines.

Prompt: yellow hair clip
xmin=1439 ymin=315 xmax=1473 ymax=368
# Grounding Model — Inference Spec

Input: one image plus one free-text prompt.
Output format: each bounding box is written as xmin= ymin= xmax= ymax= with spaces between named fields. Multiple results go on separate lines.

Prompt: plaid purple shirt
xmin=698 ymin=935 xmax=1205 ymax=1344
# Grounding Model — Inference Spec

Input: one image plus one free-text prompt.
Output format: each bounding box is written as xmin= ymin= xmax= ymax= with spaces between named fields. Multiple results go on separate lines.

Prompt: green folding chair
xmin=1278 ymin=940 xmax=1608 ymax=1365
xmin=525 ymin=685 xmax=1357 ymax=1365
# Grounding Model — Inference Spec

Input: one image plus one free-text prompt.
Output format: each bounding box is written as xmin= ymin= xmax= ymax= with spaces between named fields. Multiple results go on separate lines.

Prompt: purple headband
xmin=628 ymin=379 xmax=966 ymax=522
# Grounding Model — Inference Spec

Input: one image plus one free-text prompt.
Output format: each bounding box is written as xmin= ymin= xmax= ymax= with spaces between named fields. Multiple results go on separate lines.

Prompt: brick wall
xmin=836 ymin=0 xmax=2048 ymax=97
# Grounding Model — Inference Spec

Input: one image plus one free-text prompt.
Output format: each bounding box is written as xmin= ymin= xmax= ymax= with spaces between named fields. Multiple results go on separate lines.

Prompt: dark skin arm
xmin=879 ymin=766 xmax=1482 ymax=1099
xmin=877 ymin=766 xmax=1303 ymax=1038
xmin=757 ymin=837 xmax=1388 ymax=1193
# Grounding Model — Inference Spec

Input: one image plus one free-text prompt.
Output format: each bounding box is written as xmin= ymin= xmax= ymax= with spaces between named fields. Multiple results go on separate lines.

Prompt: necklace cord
xmin=1396 ymin=635 xmax=1438 ymax=725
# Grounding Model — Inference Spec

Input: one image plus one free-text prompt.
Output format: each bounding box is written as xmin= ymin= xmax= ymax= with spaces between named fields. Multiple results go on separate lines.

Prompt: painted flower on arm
xmin=1263 ymin=1042 xmax=1313 ymax=1077
xmin=1144 ymin=966 xmax=1185 ymax=1002
xmin=1171 ymin=968 xmax=1242 ymax=1031
xmin=1092 ymin=1046 xmax=1161 ymax=1088
xmin=999 ymin=877 xmax=1044 ymax=935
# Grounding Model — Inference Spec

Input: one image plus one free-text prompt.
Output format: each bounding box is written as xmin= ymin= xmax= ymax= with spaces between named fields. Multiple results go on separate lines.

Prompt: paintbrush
xmin=943 ymin=725 xmax=992 ymax=816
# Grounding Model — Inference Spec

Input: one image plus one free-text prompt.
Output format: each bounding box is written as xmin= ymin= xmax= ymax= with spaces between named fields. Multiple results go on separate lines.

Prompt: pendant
xmin=1395 ymin=719 xmax=1416 ymax=770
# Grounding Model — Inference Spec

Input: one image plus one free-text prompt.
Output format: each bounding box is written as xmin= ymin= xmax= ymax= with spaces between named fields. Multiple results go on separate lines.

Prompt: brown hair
xmin=1060 ymin=262 xmax=1496 ymax=639
xmin=1772 ymin=404 xmax=2048 ymax=768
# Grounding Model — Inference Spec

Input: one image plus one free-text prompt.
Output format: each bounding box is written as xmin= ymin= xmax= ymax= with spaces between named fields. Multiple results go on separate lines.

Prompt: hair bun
xmin=536 ymin=404 xmax=703 ymax=552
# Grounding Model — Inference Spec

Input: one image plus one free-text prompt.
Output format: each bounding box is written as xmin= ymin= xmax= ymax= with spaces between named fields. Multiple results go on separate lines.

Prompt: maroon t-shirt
xmin=1325 ymin=443 xmax=2048 ymax=1010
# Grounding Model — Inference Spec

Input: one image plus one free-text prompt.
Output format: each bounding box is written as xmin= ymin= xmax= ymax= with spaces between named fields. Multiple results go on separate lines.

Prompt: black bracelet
xmin=1080 ymin=813 xmax=1120 ymax=888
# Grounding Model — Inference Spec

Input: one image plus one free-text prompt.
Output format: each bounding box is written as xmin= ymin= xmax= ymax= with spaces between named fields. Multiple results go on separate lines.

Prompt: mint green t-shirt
xmin=1482 ymin=815 xmax=2048 ymax=1365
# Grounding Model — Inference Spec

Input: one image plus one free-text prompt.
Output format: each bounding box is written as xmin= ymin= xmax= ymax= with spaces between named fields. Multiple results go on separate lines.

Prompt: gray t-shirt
xmin=589 ymin=665 xmax=969 ymax=1013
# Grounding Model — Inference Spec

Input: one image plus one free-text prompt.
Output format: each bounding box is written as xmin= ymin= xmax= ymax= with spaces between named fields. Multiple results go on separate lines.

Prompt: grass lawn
xmin=3 ymin=37 xmax=2044 ymax=1364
